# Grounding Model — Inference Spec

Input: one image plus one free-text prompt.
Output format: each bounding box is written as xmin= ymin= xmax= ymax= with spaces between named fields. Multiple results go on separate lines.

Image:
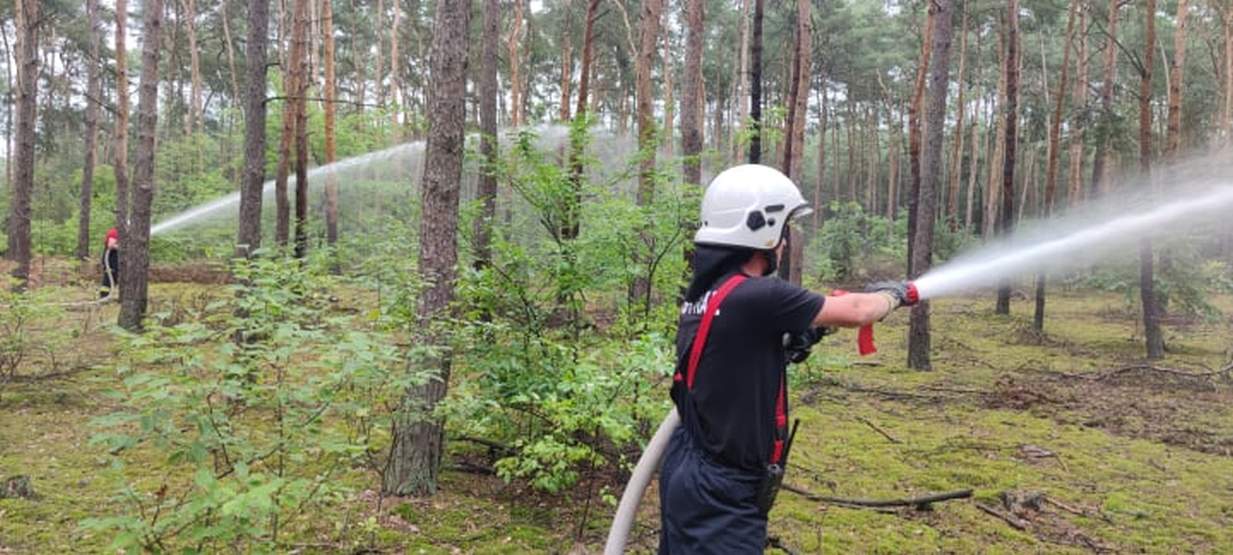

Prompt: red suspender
xmin=771 ymin=373 xmax=787 ymax=464
xmin=674 ymin=274 xmax=747 ymax=388
xmin=673 ymin=273 xmax=789 ymax=465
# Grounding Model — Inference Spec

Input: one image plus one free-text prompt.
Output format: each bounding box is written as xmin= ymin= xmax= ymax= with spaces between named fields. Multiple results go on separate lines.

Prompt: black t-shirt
xmin=671 ymin=272 xmax=825 ymax=472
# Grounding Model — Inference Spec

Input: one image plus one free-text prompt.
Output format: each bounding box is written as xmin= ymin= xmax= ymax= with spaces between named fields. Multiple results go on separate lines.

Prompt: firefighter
xmin=100 ymin=227 xmax=120 ymax=299
xmin=660 ymin=164 xmax=915 ymax=553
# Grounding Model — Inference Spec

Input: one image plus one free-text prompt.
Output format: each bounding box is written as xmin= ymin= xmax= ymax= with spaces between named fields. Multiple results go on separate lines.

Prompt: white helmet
xmin=694 ymin=164 xmax=812 ymax=250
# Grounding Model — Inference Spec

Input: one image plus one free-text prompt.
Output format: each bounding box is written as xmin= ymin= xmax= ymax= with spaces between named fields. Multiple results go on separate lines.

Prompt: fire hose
xmin=603 ymin=406 xmax=679 ymax=555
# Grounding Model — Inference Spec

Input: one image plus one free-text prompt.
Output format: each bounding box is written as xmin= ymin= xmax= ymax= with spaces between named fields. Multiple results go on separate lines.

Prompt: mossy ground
xmin=2 ymin=281 xmax=1231 ymax=553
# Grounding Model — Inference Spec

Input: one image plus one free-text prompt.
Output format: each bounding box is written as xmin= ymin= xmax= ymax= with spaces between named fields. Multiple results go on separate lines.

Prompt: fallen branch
xmin=855 ymin=416 xmax=901 ymax=444
xmin=976 ymin=501 xmax=1029 ymax=530
xmin=782 ymin=483 xmax=972 ymax=510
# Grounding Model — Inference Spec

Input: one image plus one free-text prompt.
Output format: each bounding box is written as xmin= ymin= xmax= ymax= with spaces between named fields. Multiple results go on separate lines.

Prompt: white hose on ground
xmin=604 ymin=407 xmax=680 ymax=554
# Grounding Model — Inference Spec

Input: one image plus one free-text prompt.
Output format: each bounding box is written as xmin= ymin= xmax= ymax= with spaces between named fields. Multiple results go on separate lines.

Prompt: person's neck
xmin=740 ymin=254 xmax=767 ymax=277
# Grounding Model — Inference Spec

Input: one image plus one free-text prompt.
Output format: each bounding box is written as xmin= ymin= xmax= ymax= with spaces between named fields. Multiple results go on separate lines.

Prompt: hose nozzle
xmin=905 ymin=282 xmax=920 ymax=305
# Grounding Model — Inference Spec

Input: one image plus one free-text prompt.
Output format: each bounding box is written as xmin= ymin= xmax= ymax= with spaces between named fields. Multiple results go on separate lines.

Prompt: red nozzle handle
xmin=832 ymin=289 xmax=879 ymax=356
xmin=905 ymin=282 xmax=920 ymax=305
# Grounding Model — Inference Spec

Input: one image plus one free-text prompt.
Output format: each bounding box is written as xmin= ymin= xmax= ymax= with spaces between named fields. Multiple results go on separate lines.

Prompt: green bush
xmin=82 ymin=254 xmax=422 ymax=552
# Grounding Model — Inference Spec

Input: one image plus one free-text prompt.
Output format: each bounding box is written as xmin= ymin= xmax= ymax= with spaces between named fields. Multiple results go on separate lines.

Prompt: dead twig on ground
xmin=976 ymin=501 xmax=1029 ymax=530
xmin=855 ymin=416 xmax=901 ymax=444
xmin=782 ymin=483 xmax=972 ymax=510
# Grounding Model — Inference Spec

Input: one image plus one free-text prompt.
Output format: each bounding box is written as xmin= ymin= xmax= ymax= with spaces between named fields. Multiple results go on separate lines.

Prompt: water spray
xmin=605 ymin=180 xmax=1233 ymax=552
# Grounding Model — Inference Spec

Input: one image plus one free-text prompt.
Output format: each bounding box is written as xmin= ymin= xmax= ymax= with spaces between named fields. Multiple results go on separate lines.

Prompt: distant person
xmin=100 ymin=227 xmax=119 ymax=299
xmin=659 ymin=165 xmax=915 ymax=553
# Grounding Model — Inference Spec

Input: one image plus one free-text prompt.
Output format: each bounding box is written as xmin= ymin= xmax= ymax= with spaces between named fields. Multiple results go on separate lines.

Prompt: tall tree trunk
xmin=118 ymin=0 xmax=165 ymax=329
xmin=1166 ymin=0 xmax=1188 ymax=161
xmin=2 ymin=24 xmax=10 ymax=228
xmin=1090 ymin=0 xmax=1120 ymax=195
xmin=965 ymin=90 xmax=981 ymax=228
xmin=1067 ymin=6 xmax=1088 ymax=206
xmin=322 ymin=0 xmax=338 ymax=247
xmin=661 ymin=14 xmax=675 ymax=157
xmin=559 ymin=0 xmax=574 ymax=121
xmin=946 ymin=1 xmax=967 ymax=230
xmin=995 ymin=0 xmax=1020 ymax=315
xmin=182 ymin=0 xmax=202 ymax=133
xmin=778 ymin=0 xmax=810 ymax=285
xmin=114 ymin=0 xmax=131 ymax=241
xmin=78 ymin=0 xmax=103 ymax=261
xmin=383 ymin=0 xmax=471 ymax=497
xmin=887 ymin=106 xmax=900 ymax=222
xmin=631 ymin=0 xmax=663 ymax=304
xmin=1223 ymin=8 xmax=1233 ymax=140
xmin=236 ymin=0 xmax=270 ymax=257
xmin=220 ymin=0 xmax=242 ymax=102
xmin=747 ymin=0 xmax=763 ymax=163
xmin=1139 ymin=0 xmax=1164 ymax=359
xmin=562 ymin=0 xmax=601 ymax=241
xmin=390 ymin=3 xmax=401 ymax=129
xmin=732 ymin=0 xmax=751 ymax=162
xmin=907 ymin=9 xmax=934 ymax=276
xmin=274 ymin=0 xmax=307 ymax=247
xmin=292 ymin=0 xmax=309 ymax=258
xmin=681 ymin=0 xmax=704 ymax=185
xmin=375 ymin=0 xmax=385 ymax=108
xmin=1035 ymin=0 xmax=1079 ymax=331
xmin=507 ymin=0 xmax=525 ymax=127
xmin=814 ymin=85 xmax=827 ymax=230
xmin=985 ymin=27 xmax=1008 ymax=238
xmin=8 ymin=0 xmax=38 ymax=284
xmin=910 ymin=0 xmax=954 ymax=371
xmin=474 ymin=0 xmax=500 ymax=269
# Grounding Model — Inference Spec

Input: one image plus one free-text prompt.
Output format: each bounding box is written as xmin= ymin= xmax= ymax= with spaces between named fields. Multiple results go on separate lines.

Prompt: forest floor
xmin=2 ymin=269 xmax=1232 ymax=553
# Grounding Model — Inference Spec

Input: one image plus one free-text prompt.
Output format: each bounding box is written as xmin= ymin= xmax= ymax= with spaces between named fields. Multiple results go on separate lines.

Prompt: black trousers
xmin=658 ymin=426 xmax=767 ymax=554
xmin=100 ymin=249 xmax=119 ymax=298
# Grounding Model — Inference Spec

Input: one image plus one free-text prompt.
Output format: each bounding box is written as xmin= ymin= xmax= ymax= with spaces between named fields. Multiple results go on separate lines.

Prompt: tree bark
xmin=273 ymin=0 xmax=308 ymax=247
xmin=681 ymin=0 xmax=705 ymax=186
xmin=78 ymin=0 xmax=103 ymax=261
xmin=562 ymin=0 xmax=601 ymax=241
xmin=1165 ymin=0 xmax=1188 ymax=161
xmin=748 ymin=0 xmax=764 ymax=163
xmin=559 ymin=0 xmax=574 ymax=121
xmin=118 ymin=0 xmax=165 ymax=329
xmin=995 ymin=0 xmax=1020 ymax=315
xmin=114 ymin=0 xmax=132 ymax=241
xmin=909 ymin=0 xmax=954 ymax=371
xmin=661 ymin=13 xmax=675 ymax=157
xmin=322 ymin=0 xmax=338 ymax=247
xmin=630 ymin=0 xmax=664 ymax=304
xmin=1090 ymin=0 xmax=1120 ymax=196
xmin=1035 ymin=0 xmax=1079 ymax=331
xmin=7 ymin=0 xmax=38 ymax=285
xmin=777 ymin=0 xmax=810 ymax=285
xmin=236 ymin=0 xmax=270 ymax=258
xmin=1067 ymin=6 xmax=1088 ymax=207
xmin=635 ymin=0 xmax=664 ymax=206
xmin=946 ymin=1 xmax=967 ymax=230
xmin=474 ymin=0 xmax=500 ymax=269
xmin=220 ymin=0 xmax=242 ymax=102
xmin=507 ymin=0 xmax=525 ymax=127
xmin=907 ymin=9 xmax=934 ymax=276
xmin=1140 ymin=0 xmax=1163 ymax=359
xmin=390 ymin=2 xmax=402 ymax=129
xmin=383 ymin=0 xmax=471 ymax=497
xmin=985 ymin=26 xmax=1007 ymax=239
xmin=292 ymin=0 xmax=309 ymax=258
xmin=814 ymin=84 xmax=827 ymax=230
xmin=182 ymin=0 xmax=202 ymax=133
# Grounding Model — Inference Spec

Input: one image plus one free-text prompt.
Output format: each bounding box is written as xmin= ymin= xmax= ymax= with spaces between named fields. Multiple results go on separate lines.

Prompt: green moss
xmin=3 ymin=285 xmax=1232 ymax=552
